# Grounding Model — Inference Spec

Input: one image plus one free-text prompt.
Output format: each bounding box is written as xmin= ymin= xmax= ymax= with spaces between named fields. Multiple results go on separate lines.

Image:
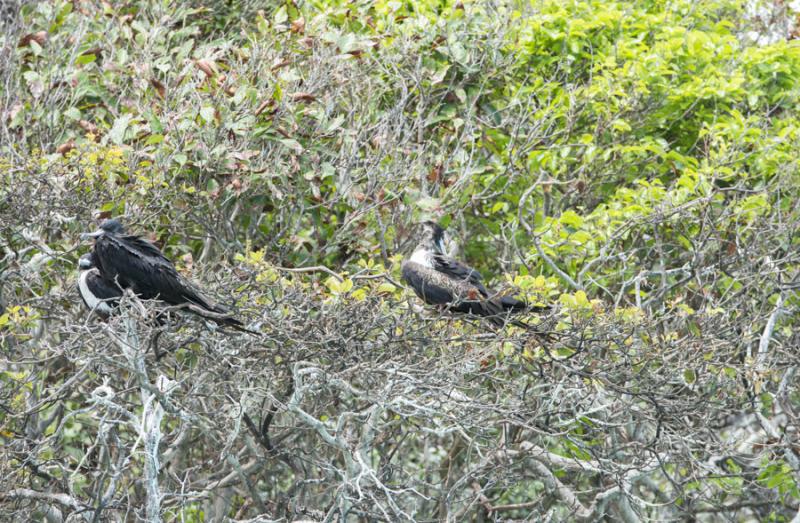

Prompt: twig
xmin=0 ymin=489 xmax=86 ymax=512
xmin=275 ymin=265 xmax=344 ymax=282
xmin=756 ymin=293 xmax=783 ymax=371
xmin=351 ymin=272 xmax=404 ymax=288
xmin=518 ymin=184 xmax=580 ymax=290
xmin=117 ymin=307 xmax=165 ymax=523
xmin=528 ymin=459 xmax=591 ymax=519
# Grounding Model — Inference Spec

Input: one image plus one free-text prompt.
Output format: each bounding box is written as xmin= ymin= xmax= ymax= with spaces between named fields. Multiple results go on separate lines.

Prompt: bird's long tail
xmin=178 ymin=301 xmax=261 ymax=336
xmin=217 ymin=315 xmax=261 ymax=336
xmin=499 ymin=295 xmax=551 ymax=313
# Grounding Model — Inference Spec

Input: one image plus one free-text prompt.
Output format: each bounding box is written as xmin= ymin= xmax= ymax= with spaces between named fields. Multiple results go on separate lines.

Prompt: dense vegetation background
xmin=1 ymin=0 xmax=799 ymax=520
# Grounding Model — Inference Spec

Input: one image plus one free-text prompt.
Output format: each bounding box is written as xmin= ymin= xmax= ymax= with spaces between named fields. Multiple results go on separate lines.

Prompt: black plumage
xmin=80 ymin=219 xmax=249 ymax=331
xmin=77 ymin=253 xmax=122 ymax=318
xmin=401 ymin=221 xmax=547 ymax=325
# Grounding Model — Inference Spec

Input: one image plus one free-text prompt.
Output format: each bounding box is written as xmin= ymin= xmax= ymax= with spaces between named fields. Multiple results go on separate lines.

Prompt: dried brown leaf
xmin=290 ymin=17 xmax=305 ymax=33
xmin=271 ymin=59 xmax=292 ymax=71
xmin=18 ymin=31 xmax=47 ymax=48
xmin=254 ymin=99 xmax=273 ymax=116
xmin=81 ymin=47 xmax=102 ymax=58
xmin=195 ymin=59 xmax=216 ymax=78
xmin=150 ymin=79 xmax=166 ymax=99
xmin=56 ymin=141 xmax=75 ymax=155
xmin=78 ymin=120 xmax=98 ymax=135
xmin=291 ymin=92 xmax=316 ymax=103
xmin=231 ymin=150 xmax=259 ymax=161
xmin=427 ymin=163 xmax=443 ymax=184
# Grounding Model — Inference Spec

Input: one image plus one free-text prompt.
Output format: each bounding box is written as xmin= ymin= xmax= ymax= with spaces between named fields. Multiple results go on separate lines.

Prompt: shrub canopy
xmin=1 ymin=0 xmax=799 ymax=521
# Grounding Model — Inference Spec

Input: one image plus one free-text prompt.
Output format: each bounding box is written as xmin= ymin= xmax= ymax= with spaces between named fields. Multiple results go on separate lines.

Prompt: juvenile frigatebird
xmin=80 ymin=219 xmax=251 ymax=332
xmin=77 ymin=252 xmax=122 ymax=318
xmin=401 ymin=221 xmax=548 ymax=326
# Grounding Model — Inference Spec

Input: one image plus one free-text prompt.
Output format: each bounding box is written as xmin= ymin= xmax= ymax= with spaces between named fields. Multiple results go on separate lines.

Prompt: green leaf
xmin=376 ymin=283 xmax=397 ymax=294
xmin=22 ymin=70 xmax=39 ymax=83
xmin=274 ymin=5 xmax=288 ymax=24
xmin=611 ymin=119 xmax=631 ymax=133
xmin=449 ymin=41 xmax=467 ymax=63
xmin=336 ymin=33 xmax=357 ymax=54
xmin=279 ymin=138 xmax=303 ymax=152
xmin=75 ymin=53 xmax=96 ymax=66
xmin=108 ymin=113 xmax=132 ymax=145
xmin=430 ymin=65 xmax=450 ymax=85
xmin=416 ymin=196 xmax=440 ymax=212
xmin=559 ymin=210 xmax=584 ymax=228
xmin=145 ymin=134 xmax=164 ymax=145
xmin=325 ymin=277 xmax=353 ymax=294
xmin=64 ymin=107 xmax=81 ymax=121
xmin=199 ymin=106 xmax=215 ymax=124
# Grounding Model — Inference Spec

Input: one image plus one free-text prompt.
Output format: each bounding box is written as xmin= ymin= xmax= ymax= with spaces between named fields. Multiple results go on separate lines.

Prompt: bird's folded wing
xmin=117 ymin=234 xmax=175 ymax=267
xmin=97 ymin=235 xmax=216 ymax=310
xmin=431 ymin=254 xmax=489 ymax=297
xmin=402 ymin=262 xmax=457 ymax=305
xmin=88 ymin=272 xmax=123 ymax=301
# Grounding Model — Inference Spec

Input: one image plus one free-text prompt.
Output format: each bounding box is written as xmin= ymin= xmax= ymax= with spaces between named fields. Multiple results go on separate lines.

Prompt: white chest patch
xmin=409 ymin=249 xmax=433 ymax=268
xmin=78 ymin=270 xmax=112 ymax=315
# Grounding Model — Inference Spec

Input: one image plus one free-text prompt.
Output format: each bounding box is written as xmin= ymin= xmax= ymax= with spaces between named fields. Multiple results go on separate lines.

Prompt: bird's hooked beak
xmin=80 ymin=229 xmax=104 ymax=241
xmin=78 ymin=256 xmax=93 ymax=269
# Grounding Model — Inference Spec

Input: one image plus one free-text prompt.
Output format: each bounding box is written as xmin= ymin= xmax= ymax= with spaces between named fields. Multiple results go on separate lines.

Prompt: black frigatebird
xmin=401 ymin=221 xmax=549 ymax=326
xmin=77 ymin=252 xmax=122 ymax=318
xmin=80 ymin=219 xmax=252 ymax=332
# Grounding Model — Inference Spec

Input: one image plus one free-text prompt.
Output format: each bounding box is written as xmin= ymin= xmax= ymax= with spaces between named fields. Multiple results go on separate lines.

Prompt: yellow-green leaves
xmin=0 ymin=306 xmax=40 ymax=335
xmin=736 ymin=194 xmax=770 ymax=223
xmin=235 ymin=249 xmax=280 ymax=285
xmin=559 ymin=290 xmax=601 ymax=319
xmin=376 ymin=282 xmax=398 ymax=295
xmin=325 ymin=276 xmax=353 ymax=295
xmin=559 ymin=210 xmax=583 ymax=228
xmin=511 ymin=274 xmax=560 ymax=306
